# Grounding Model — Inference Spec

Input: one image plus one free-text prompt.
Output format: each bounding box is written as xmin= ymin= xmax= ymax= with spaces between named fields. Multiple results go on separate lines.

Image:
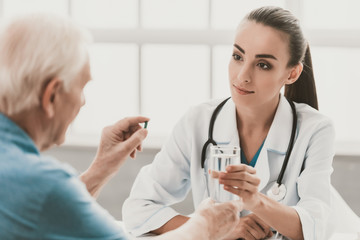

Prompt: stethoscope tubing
xmin=201 ymin=97 xmax=297 ymax=188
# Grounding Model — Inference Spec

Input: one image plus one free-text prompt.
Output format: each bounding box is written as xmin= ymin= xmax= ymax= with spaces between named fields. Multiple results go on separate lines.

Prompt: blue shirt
xmin=240 ymin=140 xmax=265 ymax=168
xmin=0 ymin=113 xmax=127 ymax=239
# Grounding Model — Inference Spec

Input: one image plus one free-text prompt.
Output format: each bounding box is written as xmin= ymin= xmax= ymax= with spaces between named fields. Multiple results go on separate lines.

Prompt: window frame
xmin=0 ymin=0 xmax=358 ymax=155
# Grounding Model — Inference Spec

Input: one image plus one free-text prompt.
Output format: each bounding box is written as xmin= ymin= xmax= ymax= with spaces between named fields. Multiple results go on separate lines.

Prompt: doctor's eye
xmin=257 ymin=62 xmax=271 ymax=70
xmin=232 ymin=53 xmax=243 ymax=61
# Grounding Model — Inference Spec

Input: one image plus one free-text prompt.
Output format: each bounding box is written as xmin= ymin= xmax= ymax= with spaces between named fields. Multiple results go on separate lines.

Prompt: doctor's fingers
xmin=243 ymin=221 xmax=269 ymax=240
xmin=226 ymin=164 xmax=256 ymax=174
xmin=236 ymin=229 xmax=256 ymax=240
xmin=223 ymin=181 xmax=258 ymax=194
xmin=247 ymin=214 xmax=273 ymax=238
xmin=219 ymin=171 xmax=260 ymax=186
xmin=219 ymin=178 xmax=259 ymax=192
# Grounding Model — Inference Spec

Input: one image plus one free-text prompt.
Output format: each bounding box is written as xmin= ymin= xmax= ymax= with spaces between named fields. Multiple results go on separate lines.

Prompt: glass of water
xmin=208 ymin=145 xmax=241 ymax=202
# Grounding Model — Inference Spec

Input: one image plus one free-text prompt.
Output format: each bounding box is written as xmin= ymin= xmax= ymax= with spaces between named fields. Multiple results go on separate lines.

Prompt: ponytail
xmin=285 ymin=45 xmax=319 ymax=110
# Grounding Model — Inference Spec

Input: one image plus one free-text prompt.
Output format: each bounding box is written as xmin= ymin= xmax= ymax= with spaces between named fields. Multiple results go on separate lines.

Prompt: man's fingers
xmin=130 ymin=150 xmax=136 ymax=158
xmin=198 ymin=197 xmax=215 ymax=210
xmin=120 ymin=128 xmax=148 ymax=157
xmin=228 ymin=198 xmax=243 ymax=212
xmin=136 ymin=144 xmax=142 ymax=152
xmin=114 ymin=116 xmax=150 ymax=132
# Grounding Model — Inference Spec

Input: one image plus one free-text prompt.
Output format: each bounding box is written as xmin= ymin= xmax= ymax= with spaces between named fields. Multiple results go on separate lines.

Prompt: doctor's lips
xmin=233 ymin=85 xmax=255 ymax=95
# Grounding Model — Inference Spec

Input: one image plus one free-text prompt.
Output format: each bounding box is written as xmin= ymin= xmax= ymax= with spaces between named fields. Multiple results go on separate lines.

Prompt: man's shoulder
xmin=0 ymin=148 xmax=78 ymax=189
xmin=0 ymin=148 xmax=86 ymax=238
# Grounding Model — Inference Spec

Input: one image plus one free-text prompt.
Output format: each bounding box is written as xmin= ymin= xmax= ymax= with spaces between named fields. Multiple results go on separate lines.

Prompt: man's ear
xmin=285 ymin=62 xmax=303 ymax=85
xmin=41 ymin=78 xmax=62 ymax=118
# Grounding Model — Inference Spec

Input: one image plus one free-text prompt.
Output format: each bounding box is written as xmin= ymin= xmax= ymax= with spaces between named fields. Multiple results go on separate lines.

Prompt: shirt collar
xmin=0 ymin=112 xmax=39 ymax=155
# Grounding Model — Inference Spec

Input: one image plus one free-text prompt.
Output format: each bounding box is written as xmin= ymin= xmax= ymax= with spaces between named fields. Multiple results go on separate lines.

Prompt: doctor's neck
xmin=235 ymin=95 xmax=280 ymax=133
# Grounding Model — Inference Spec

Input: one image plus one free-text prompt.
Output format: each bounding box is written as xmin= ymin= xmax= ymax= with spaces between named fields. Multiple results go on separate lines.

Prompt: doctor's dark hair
xmin=245 ymin=6 xmax=318 ymax=110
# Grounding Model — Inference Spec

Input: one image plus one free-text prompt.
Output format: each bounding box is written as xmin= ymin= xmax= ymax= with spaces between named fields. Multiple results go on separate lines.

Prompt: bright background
xmin=1 ymin=0 xmax=359 ymax=220
xmin=1 ymin=0 xmax=359 ymax=154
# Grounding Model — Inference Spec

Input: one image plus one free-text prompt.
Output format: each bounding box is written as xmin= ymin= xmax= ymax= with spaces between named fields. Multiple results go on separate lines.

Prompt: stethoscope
xmin=201 ymin=97 xmax=298 ymax=202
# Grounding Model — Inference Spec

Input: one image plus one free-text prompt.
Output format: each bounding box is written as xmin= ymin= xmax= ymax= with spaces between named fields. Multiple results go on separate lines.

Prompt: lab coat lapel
xmin=265 ymin=95 xmax=294 ymax=155
xmin=212 ymin=99 xmax=239 ymax=146
xmin=210 ymin=95 xmax=293 ymax=192
xmin=254 ymin=145 xmax=270 ymax=192
xmin=255 ymin=95 xmax=294 ymax=191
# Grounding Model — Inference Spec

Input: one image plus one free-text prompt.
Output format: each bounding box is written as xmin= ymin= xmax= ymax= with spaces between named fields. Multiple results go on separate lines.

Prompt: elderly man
xmin=0 ymin=14 xmax=242 ymax=240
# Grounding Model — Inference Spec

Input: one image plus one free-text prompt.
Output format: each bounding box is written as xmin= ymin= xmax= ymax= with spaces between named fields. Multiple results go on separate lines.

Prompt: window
xmin=71 ymin=44 xmax=139 ymax=138
xmin=141 ymin=44 xmax=210 ymax=137
xmin=211 ymin=0 xmax=285 ymax=29
xmin=71 ymin=0 xmax=138 ymax=28
xmin=0 ymin=0 xmax=359 ymax=154
xmin=3 ymin=0 xmax=68 ymax=18
xmin=141 ymin=0 xmax=208 ymax=29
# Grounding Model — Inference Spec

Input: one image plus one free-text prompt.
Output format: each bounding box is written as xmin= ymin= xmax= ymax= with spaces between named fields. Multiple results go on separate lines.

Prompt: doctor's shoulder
xmin=170 ymin=99 xmax=223 ymax=144
xmin=182 ymin=98 xmax=227 ymax=127
xmin=294 ymin=101 xmax=335 ymax=138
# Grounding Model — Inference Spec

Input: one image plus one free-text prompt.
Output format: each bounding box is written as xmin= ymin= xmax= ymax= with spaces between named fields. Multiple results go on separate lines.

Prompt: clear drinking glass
xmin=208 ymin=145 xmax=241 ymax=202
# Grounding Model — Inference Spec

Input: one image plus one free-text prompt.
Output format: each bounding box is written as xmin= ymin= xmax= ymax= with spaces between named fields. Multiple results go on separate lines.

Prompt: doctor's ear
xmin=285 ymin=63 xmax=303 ymax=85
xmin=41 ymin=77 xmax=62 ymax=118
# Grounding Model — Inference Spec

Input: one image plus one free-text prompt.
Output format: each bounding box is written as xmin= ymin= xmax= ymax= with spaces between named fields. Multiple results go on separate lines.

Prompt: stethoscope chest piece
xmin=267 ymin=182 xmax=287 ymax=202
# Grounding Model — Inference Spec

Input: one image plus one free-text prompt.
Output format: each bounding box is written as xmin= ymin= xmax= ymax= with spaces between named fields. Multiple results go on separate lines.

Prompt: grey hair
xmin=0 ymin=14 xmax=92 ymax=115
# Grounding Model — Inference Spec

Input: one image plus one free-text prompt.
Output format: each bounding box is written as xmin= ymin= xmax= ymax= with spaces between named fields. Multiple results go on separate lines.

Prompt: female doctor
xmin=123 ymin=6 xmax=335 ymax=240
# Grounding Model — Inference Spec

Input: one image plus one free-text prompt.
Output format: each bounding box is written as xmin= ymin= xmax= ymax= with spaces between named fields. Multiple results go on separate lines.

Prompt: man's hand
xmin=224 ymin=214 xmax=273 ymax=240
xmin=196 ymin=198 xmax=243 ymax=240
xmin=155 ymin=198 xmax=243 ymax=240
xmin=185 ymin=198 xmax=243 ymax=240
xmin=80 ymin=116 xmax=149 ymax=197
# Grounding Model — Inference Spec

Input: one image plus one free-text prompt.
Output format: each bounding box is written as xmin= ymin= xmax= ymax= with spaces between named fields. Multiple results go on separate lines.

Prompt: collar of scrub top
xmin=206 ymin=94 xmax=296 ymax=192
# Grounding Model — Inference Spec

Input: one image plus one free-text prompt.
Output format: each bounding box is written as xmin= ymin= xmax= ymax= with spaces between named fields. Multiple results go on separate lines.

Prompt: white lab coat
xmin=123 ymin=95 xmax=337 ymax=239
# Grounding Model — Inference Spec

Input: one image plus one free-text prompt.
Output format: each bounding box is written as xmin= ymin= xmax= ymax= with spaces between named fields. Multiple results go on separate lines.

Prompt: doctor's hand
xmin=80 ymin=116 xmax=149 ymax=197
xmin=224 ymin=214 xmax=273 ymax=240
xmin=216 ymin=164 xmax=261 ymax=211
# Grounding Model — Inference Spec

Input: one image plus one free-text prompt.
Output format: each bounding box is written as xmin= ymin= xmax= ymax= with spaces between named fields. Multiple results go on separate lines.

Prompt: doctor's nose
xmin=236 ymin=65 xmax=252 ymax=84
